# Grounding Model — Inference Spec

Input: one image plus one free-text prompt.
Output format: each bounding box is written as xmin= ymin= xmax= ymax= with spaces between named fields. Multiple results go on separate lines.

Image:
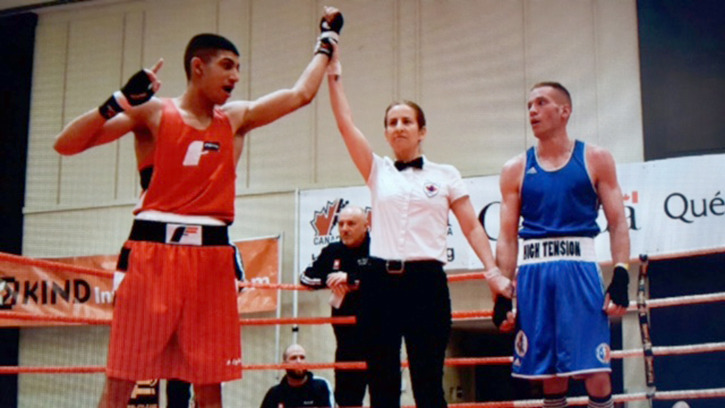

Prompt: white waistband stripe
xmin=518 ymin=237 xmax=597 ymax=265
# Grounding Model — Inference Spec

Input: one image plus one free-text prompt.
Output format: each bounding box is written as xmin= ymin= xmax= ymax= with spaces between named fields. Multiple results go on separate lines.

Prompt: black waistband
xmin=369 ymin=257 xmax=443 ymax=274
xmin=128 ymin=220 xmax=229 ymax=246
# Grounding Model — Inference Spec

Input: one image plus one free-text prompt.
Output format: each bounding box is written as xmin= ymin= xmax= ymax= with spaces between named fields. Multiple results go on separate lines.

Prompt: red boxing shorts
xmin=106 ymin=220 xmax=242 ymax=384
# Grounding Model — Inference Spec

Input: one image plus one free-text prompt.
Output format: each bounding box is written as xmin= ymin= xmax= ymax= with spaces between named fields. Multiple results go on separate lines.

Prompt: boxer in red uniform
xmin=53 ymin=7 xmax=343 ymax=408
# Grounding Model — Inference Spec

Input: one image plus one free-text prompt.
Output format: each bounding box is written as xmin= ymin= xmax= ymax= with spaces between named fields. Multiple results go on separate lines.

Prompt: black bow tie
xmin=394 ymin=157 xmax=424 ymax=171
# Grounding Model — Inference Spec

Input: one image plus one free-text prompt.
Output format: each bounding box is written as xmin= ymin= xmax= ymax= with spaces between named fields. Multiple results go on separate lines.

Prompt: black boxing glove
xmin=99 ymin=69 xmax=157 ymax=119
xmin=314 ymin=10 xmax=344 ymax=57
xmin=493 ymin=296 xmax=513 ymax=329
xmin=606 ymin=263 xmax=630 ymax=307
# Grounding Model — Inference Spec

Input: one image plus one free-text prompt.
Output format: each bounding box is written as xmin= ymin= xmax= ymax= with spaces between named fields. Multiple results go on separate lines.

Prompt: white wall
xmin=21 ymin=0 xmax=644 ymax=406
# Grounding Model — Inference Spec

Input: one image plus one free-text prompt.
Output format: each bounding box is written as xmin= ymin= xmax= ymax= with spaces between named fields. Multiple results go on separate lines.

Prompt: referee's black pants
xmin=359 ymin=259 xmax=451 ymax=408
xmin=333 ymin=324 xmax=368 ymax=406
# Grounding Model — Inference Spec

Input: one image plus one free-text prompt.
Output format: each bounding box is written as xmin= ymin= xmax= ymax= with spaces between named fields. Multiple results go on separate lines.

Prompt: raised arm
xmin=53 ymin=60 xmax=163 ymax=155
xmin=326 ymin=54 xmax=374 ymax=181
xmin=227 ymin=7 xmax=343 ymax=136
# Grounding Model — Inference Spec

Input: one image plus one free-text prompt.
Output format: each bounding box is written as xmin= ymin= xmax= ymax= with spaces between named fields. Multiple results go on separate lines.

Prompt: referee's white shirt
xmin=367 ymin=154 xmax=468 ymax=264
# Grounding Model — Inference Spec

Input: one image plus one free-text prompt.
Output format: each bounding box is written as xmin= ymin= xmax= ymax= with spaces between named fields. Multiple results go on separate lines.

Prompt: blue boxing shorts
xmin=512 ymin=237 xmax=611 ymax=379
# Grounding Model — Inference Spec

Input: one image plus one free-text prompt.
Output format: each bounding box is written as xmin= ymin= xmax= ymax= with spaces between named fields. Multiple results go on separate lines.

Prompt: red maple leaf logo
xmin=622 ymin=190 xmax=639 ymax=204
xmin=311 ymin=199 xmax=345 ymax=237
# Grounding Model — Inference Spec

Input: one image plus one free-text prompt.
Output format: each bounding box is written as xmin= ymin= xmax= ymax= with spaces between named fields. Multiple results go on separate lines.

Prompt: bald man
xmin=260 ymin=344 xmax=334 ymax=408
xmin=300 ymin=205 xmax=370 ymax=407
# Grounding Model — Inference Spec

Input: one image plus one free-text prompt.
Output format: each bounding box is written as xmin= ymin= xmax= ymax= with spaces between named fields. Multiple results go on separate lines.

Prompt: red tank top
xmin=134 ymin=99 xmax=236 ymax=223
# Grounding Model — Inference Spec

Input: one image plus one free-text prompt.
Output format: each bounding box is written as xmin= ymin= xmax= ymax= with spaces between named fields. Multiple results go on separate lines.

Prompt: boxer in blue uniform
xmin=496 ymin=82 xmax=631 ymax=408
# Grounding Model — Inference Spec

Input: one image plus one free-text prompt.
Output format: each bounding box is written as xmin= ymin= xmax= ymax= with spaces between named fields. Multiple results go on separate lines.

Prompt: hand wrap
xmin=606 ymin=263 xmax=630 ymax=307
xmin=484 ymin=267 xmax=513 ymax=298
xmin=98 ymin=69 xmax=156 ymax=119
xmin=314 ymin=11 xmax=344 ymax=57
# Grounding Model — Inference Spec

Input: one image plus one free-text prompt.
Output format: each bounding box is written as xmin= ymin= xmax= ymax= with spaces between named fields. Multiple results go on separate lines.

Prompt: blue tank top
xmin=519 ymin=140 xmax=600 ymax=239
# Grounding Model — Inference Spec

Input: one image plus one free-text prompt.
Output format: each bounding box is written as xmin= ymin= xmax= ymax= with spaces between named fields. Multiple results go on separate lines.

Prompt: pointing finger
xmin=324 ymin=6 xmax=337 ymax=17
xmin=150 ymin=58 xmax=164 ymax=74
xmin=144 ymin=59 xmax=163 ymax=93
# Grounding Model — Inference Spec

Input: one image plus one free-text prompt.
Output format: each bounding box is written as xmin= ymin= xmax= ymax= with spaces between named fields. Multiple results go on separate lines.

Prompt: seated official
xmin=260 ymin=344 xmax=334 ymax=408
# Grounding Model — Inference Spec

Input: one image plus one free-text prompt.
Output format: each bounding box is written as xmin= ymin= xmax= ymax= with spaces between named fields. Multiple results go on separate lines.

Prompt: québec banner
xmin=298 ymin=153 xmax=725 ymax=272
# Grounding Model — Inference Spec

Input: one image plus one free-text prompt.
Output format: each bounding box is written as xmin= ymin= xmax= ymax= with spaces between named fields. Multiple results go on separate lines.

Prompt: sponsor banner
xmin=0 ymin=237 xmax=280 ymax=327
xmin=298 ymin=154 xmax=725 ymax=271
xmin=234 ymin=236 xmax=280 ymax=314
xmin=0 ymin=255 xmax=113 ymax=327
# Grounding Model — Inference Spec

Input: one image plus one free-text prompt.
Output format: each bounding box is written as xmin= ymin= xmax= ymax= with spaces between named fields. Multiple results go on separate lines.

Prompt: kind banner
xmin=0 ymin=236 xmax=280 ymax=327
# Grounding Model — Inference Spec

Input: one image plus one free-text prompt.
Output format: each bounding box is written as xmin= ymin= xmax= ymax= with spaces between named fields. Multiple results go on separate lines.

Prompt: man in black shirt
xmin=260 ymin=344 xmax=334 ymax=408
xmin=300 ymin=205 xmax=370 ymax=407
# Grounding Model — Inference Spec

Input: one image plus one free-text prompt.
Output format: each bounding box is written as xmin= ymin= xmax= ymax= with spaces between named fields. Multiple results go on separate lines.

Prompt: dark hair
xmin=384 ymin=100 xmax=426 ymax=129
xmin=184 ymin=33 xmax=239 ymax=80
xmin=531 ymin=81 xmax=572 ymax=106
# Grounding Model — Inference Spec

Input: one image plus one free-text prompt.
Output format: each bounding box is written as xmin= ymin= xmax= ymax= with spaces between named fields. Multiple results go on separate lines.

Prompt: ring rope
xmin=240 ymin=316 xmax=355 ymax=326
xmin=3 ymin=246 xmax=724 ymax=289
xmin=0 ymin=362 xmax=720 ymax=408
xmin=447 ymin=272 xmax=486 ymax=283
xmin=0 ymin=252 xmax=487 ymax=289
xmin=241 ymin=282 xmax=309 ymax=291
xmin=243 ymin=362 xmax=365 ymax=371
xmin=0 ymin=252 xmax=112 ymax=279
xmin=2 ymin=341 xmax=722 ymax=374
xmin=452 ymin=310 xmax=493 ymax=319
xmin=640 ymin=292 xmax=725 ymax=309
xmin=0 ymin=366 xmax=105 ymax=375
xmin=0 ymin=311 xmax=109 ymax=325
xmin=3 ymin=291 xmax=721 ymax=327
xmin=4 ymin=250 xmax=724 ymax=294
xmin=0 ymin=310 xmax=355 ymax=326
xmin=438 ymin=387 xmax=725 ymax=407
xmin=613 ymin=341 xmax=725 ymax=358
xmin=642 ymin=246 xmax=725 ymax=262
xmin=0 ymin=310 xmax=489 ymax=326
xmin=238 ymin=272 xmax=489 ymax=290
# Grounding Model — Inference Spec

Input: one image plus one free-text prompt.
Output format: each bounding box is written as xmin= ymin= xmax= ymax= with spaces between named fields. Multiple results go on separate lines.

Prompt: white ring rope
xmin=612 ymin=341 xmax=725 ymax=359
xmin=442 ymin=387 xmax=725 ymax=407
xmin=627 ymin=291 xmax=725 ymax=311
xmin=645 ymin=292 xmax=725 ymax=309
xmin=568 ymin=387 xmax=725 ymax=406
